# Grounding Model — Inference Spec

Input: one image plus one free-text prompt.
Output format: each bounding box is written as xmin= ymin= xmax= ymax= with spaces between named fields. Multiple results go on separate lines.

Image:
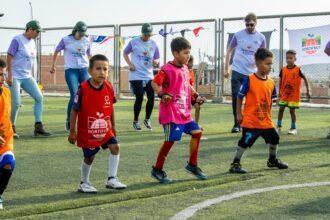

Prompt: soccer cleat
xmin=267 ymin=158 xmax=288 ymax=169
xmin=78 ymin=182 xmax=98 ymax=193
xmin=231 ymin=125 xmax=240 ymax=133
xmin=0 ymin=196 xmax=3 ymax=210
xmin=151 ymin=166 xmax=172 ymax=184
xmin=288 ymin=129 xmax=297 ymax=135
xmin=229 ymin=162 xmax=247 ymax=174
xmin=65 ymin=121 xmax=70 ymax=132
xmin=185 ymin=163 xmax=207 ymax=180
xmin=12 ymin=125 xmax=19 ymax=139
xmin=106 ymin=177 xmax=127 ymax=189
xmin=144 ymin=119 xmax=152 ymax=131
xmin=34 ymin=122 xmax=52 ymax=137
xmin=133 ymin=121 xmax=142 ymax=131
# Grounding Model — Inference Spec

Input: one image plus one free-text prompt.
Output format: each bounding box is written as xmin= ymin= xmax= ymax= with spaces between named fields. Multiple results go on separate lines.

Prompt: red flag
xmin=193 ymin=26 xmax=204 ymax=37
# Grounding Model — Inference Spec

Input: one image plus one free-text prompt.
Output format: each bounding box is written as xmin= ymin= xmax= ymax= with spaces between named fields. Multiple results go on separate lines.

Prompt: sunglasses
xmin=245 ymin=23 xmax=256 ymax=27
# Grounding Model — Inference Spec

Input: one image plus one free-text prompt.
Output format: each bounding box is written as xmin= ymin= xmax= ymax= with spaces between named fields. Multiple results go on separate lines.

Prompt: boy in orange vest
xmin=68 ymin=54 xmax=126 ymax=193
xmin=0 ymin=59 xmax=16 ymax=209
xmin=277 ymin=50 xmax=310 ymax=135
xmin=229 ymin=48 xmax=288 ymax=174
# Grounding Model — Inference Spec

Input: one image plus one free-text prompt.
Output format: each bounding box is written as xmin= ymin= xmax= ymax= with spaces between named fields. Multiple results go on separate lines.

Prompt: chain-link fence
xmin=0 ymin=12 xmax=329 ymax=103
xmin=118 ymin=19 xmax=218 ymax=98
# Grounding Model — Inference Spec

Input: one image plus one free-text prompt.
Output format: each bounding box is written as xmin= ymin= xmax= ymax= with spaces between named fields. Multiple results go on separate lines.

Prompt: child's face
xmin=89 ymin=61 xmax=109 ymax=85
xmin=173 ymin=48 xmax=191 ymax=66
xmin=187 ymin=58 xmax=193 ymax=69
xmin=256 ymin=57 xmax=273 ymax=75
xmin=0 ymin=67 xmax=6 ymax=86
xmin=286 ymin=54 xmax=296 ymax=66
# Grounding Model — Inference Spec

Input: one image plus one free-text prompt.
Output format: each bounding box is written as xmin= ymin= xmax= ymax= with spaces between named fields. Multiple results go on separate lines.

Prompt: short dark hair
xmin=255 ymin=48 xmax=273 ymax=61
xmin=286 ymin=50 xmax=297 ymax=56
xmin=0 ymin=58 xmax=6 ymax=68
xmin=170 ymin=37 xmax=191 ymax=53
xmin=89 ymin=54 xmax=109 ymax=69
xmin=245 ymin=12 xmax=257 ymax=22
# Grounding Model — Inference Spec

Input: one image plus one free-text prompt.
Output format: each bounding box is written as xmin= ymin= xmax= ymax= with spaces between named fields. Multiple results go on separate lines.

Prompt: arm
xmin=224 ymin=47 xmax=234 ymax=78
xmin=190 ymin=85 xmax=206 ymax=105
xmin=152 ymin=45 xmax=160 ymax=66
xmin=68 ymin=108 xmax=78 ymax=144
xmin=324 ymin=46 xmax=330 ymax=56
xmin=110 ymin=111 xmax=116 ymax=136
xmin=6 ymin=55 xmax=13 ymax=86
xmin=50 ymin=51 xmax=60 ymax=74
xmin=301 ymin=73 xmax=310 ymax=100
xmin=152 ymin=72 xmax=172 ymax=104
xmin=236 ymin=97 xmax=243 ymax=125
xmin=123 ymin=42 xmax=135 ymax=71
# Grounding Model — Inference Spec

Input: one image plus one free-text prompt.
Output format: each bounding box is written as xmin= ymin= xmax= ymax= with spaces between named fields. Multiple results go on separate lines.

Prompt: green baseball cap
xmin=26 ymin=20 xmax=43 ymax=32
xmin=73 ymin=21 xmax=88 ymax=36
xmin=141 ymin=23 xmax=153 ymax=35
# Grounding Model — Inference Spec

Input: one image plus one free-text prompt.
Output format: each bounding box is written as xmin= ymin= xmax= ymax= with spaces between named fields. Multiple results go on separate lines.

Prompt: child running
xmin=151 ymin=37 xmax=207 ymax=183
xmin=229 ymin=48 xmax=288 ymax=174
xmin=68 ymin=54 xmax=126 ymax=193
xmin=0 ymin=59 xmax=16 ymax=209
xmin=277 ymin=50 xmax=310 ymax=135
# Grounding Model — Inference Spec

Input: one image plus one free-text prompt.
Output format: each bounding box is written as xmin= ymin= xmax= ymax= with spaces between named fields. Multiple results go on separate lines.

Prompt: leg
xmin=277 ymin=106 xmax=285 ymax=127
xmin=189 ymin=130 xmax=202 ymax=166
xmin=194 ymin=103 xmax=201 ymax=124
xmin=130 ymin=81 xmax=144 ymax=122
xmin=0 ymin=152 xmax=15 ymax=196
xmin=20 ymin=78 xmax=43 ymax=123
xmin=231 ymin=71 xmax=245 ymax=131
xmin=289 ymin=108 xmax=296 ymax=129
xmin=144 ymin=80 xmax=155 ymax=120
xmin=78 ymin=68 xmax=90 ymax=83
xmin=65 ymin=69 xmax=79 ymax=123
xmin=9 ymin=78 xmax=22 ymax=126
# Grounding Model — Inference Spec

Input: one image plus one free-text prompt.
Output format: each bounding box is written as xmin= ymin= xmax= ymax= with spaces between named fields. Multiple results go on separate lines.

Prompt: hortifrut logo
xmin=301 ymin=34 xmax=321 ymax=55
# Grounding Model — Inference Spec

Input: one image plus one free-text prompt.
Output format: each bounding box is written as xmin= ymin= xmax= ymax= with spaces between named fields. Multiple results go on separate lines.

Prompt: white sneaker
xmin=78 ymin=182 xmax=98 ymax=193
xmin=288 ymin=129 xmax=297 ymax=135
xmin=276 ymin=126 xmax=282 ymax=134
xmin=106 ymin=177 xmax=127 ymax=189
xmin=0 ymin=196 xmax=3 ymax=210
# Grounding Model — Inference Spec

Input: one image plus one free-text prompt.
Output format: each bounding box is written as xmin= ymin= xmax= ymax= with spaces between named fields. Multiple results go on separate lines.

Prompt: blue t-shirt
xmin=229 ymin=29 xmax=266 ymax=75
xmin=124 ymin=38 xmax=160 ymax=81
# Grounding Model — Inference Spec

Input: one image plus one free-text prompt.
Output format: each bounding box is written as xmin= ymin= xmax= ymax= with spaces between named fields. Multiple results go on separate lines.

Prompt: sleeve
xmin=229 ymin=35 xmax=237 ymax=49
xmin=72 ymin=87 xmax=83 ymax=111
xmin=237 ymin=77 xmax=249 ymax=98
xmin=272 ymin=86 xmax=277 ymax=99
xmin=86 ymin=42 xmax=92 ymax=57
xmin=326 ymin=41 xmax=330 ymax=49
xmin=7 ymin=39 xmax=19 ymax=56
xmin=189 ymin=70 xmax=195 ymax=86
xmin=55 ymin=38 xmax=65 ymax=53
xmin=153 ymin=70 xmax=167 ymax=86
xmin=260 ymin=35 xmax=266 ymax=48
xmin=153 ymin=45 xmax=160 ymax=59
xmin=124 ymin=41 xmax=133 ymax=55
xmin=298 ymin=68 xmax=304 ymax=78
xmin=111 ymin=84 xmax=117 ymax=104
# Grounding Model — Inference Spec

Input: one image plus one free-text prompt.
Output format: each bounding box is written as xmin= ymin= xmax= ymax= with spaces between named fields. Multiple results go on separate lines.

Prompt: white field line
xmin=170 ymin=181 xmax=330 ymax=220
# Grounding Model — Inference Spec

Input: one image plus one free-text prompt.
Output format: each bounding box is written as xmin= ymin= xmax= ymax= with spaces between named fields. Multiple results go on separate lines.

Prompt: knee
xmin=35 ymin=93 xmax=43 ymax=103
xmin=12 ymin=99 xmax=20 ymax=109
xmin=135 ymin=95 xmax=144 ymax=104
xmin=191 ymin=131 xmax=202 ymax=139
xmin=0 ymin=154 xmax=16 ymax=171
xmin=289 ymin=108 xmax=295 ymax=114
xmin=109 ymin=144 xmax=120 ymax=155
xmin=84 ymin=156 xmax=94 ymax=165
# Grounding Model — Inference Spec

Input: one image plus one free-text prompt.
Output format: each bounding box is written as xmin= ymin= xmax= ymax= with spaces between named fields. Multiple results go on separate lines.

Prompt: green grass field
xmin=1 ymin=97 xmax=329 ymax=219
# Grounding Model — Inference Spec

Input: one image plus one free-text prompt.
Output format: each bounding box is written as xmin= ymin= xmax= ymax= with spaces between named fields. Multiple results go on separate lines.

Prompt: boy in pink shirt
xmin=151 ymin=37 xmax=207 ymax=183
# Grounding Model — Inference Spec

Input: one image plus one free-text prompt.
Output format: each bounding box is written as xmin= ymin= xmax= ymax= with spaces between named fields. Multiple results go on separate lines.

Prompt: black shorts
xmin=82 ymin=137 xmax=119 ymax=158
xmin=238 ymin=128 xmax=279 ymax=148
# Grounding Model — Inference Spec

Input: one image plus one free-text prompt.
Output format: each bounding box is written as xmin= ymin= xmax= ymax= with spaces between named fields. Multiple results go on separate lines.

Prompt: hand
xmin=50 ymin=66 xmax=56 ymax=74
xmin=129 ymin=64 xmax=136 ymax=71
xmin=6 ymin=77 xmax=12 ymax=87
xmin=0 ymin=136 xmax=5 ymax=147
xmin=112 ymin=127 xmax=117 ymax=136
xmin=162 ymin=94 xmax=173 ymax=104
xmin=68 ymin=131 xmax=77 ymax=144
xmin=223 ymin=68 xmax=230 ymax=78
xmin=307 ymin=92 xmax=311 ymax=102
xmin=236 ymin=113 xmax=243 ymax=125
xmin=152 ymin=60 xmax=159 ymax=67
xmin=196 ymin=96 xmax=207 ymax=105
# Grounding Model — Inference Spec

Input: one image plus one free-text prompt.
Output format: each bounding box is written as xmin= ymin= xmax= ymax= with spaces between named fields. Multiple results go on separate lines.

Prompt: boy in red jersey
xmin=229 ymin=48 xmax=288 ymax=174
xmin=68 ymin=54 xmax=126 ymax=193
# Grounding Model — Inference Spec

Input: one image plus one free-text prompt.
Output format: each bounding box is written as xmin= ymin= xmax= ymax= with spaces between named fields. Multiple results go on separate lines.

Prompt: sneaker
xmin=151 ymin=166 xmax=172 ymax=184
xmin=66 ymin=121 xmax=70 ymax=132
xmin=133 ymin=121 xmax=142 ymax=131
xmin=229 ymin=162 xmax=247 ymax=174
xmin=201 ymin=136 xmax=208 ymax=140
xmin=276 ymin=126 xmax=282 ymax=134
xmin=144 ymin=119 xmax=152 ymax=131
xmin=78 ymin=182 xmax=98 ymax=193
xmin=12 ymin=125 xmax=19 ymax=139
xmin=106 ymin=177 xmax=127 ymax=189
xmin=34 ymin=122 xmax=52 ymax=137
xmin=288 ymin=129 xmax=297 ymax=135
xmin=231 ymin=125 xmax=240 ymax=133
xmin=185 ymin=163 xmax=207 ymax=180
xmin=0 ymin=196 xmax=3 ymax=210
xmin=267 ymin=158 xmax=288 ymax=169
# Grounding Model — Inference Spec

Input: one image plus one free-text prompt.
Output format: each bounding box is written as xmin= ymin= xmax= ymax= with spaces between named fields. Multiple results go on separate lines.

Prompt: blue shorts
xmin=82 ymin=137 xmax=119 ymax=158
xmin=163 ymin=121 xmax=201 ymax=142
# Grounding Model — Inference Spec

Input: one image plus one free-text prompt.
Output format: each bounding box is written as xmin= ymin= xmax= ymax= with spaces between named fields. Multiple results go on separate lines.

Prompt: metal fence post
xmin=213 ymin=19 xmax=222 ymax=103
xmin=279 ymin=16 xmax=284 ymax=74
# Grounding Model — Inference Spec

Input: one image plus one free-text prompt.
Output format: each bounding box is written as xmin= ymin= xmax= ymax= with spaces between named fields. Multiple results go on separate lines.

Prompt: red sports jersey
xmin=76 ymin=80 xmax=116 ymax=148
